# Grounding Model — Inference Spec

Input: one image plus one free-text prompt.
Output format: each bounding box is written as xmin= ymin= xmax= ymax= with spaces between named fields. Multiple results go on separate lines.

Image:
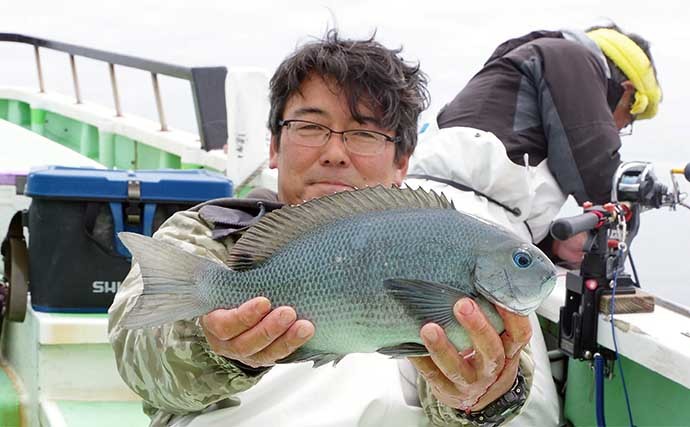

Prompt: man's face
xmin=269 ymin=74 xmax=409 ymax=205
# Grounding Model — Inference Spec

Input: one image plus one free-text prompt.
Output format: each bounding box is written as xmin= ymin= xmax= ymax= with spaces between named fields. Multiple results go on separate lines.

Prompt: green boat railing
xmin=0 ymin=33 xmax=227 ymax=152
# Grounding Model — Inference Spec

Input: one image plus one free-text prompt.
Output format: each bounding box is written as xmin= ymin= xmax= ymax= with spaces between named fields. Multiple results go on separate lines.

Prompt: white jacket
xmin=407 ymin=125 xmax=567 ymax=243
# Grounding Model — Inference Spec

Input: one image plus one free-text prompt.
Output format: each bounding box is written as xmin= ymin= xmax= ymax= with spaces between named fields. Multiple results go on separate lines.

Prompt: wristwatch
xmin=458 ymin=369 xmax=528 ymax=427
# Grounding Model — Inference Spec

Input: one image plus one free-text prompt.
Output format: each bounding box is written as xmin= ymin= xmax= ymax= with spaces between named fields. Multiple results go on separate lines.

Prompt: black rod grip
xmin=684 ymin=163 xmax=690 ymax=182
xmin=550 ymin=212 xmax=600 ymax=241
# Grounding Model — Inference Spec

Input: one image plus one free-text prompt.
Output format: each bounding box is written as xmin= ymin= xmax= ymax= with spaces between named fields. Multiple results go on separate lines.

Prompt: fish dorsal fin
xmin=227 ymin=185 xmax=453 ymax=270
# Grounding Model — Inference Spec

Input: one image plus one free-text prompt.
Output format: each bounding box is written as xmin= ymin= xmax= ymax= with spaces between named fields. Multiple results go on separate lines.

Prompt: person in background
xmin=109 ymin=30 xmax=555 ymax=426
xmin=407 ymin=24 xmax=661 ymax=265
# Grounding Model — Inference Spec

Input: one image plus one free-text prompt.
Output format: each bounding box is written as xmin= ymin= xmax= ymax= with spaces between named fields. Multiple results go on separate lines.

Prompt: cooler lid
xmin=25 ymin=166 xmax=233 ymax=201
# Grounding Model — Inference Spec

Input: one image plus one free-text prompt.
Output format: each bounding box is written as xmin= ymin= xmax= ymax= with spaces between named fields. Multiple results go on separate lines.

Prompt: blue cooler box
xmin=24 ymin=166 xmax=233 ymax=312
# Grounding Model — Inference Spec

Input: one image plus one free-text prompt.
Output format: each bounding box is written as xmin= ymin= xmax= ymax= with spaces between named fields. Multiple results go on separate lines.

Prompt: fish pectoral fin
xmin=276 ymin=348 xmax=346 ymax=368
xmin=383 ymin=278 xmax=470 ymax=330
xmin=377 ymin=342 xmax=429 ymax=358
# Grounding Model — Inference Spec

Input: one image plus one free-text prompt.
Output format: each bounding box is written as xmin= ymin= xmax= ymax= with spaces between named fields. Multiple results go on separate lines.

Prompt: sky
xmin=1 ymin=0 xmax=689 ymax=305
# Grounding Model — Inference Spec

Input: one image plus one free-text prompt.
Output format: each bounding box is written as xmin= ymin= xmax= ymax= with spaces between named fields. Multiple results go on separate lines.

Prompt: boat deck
xmin=1 ymin=304 xmax=149 ymax=427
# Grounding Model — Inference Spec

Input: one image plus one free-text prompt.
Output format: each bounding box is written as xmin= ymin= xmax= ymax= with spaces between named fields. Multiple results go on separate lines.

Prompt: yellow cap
xmin=587 ymin=28 xmax=662 ymax=120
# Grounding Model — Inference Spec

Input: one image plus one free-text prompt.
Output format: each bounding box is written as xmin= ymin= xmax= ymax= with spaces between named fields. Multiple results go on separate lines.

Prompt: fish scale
xmin=119 ymin=186 xmax=557 ymax=366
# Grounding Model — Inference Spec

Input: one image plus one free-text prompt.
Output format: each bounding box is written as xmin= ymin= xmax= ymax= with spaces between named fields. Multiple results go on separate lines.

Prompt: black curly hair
xmin=268 ymin=29 xmax=430 ymax=163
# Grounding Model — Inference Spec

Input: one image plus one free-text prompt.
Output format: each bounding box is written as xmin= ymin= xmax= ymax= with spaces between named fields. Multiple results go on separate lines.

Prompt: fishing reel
xmin=552 ymin=162 xmax=690 ymax=245
xmin=551 ymin=161 xmax=690 ymax=361
xmin=611 ymin=161 xmax=690 ymax=210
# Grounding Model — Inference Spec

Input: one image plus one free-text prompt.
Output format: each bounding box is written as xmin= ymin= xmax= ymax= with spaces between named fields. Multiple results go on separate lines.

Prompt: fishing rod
xmin=550 ymin=161 xmax=690 ymax=427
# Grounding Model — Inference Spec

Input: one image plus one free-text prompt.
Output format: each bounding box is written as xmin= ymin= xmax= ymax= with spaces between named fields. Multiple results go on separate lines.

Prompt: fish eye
xmin=512 ymin=250 xmax=533 ymax=269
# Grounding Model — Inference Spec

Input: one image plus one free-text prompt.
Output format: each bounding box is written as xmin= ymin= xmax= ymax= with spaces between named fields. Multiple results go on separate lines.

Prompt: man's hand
xmin=552 ymin=231 xmax=587 ymax=267
xmin=201 ymin=297 xmax=315 ymax=368
xmin=408 ymin=298 xmax=531 ymax=411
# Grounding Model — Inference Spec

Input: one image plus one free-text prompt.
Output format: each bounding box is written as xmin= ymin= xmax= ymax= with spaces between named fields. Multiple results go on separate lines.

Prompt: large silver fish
xmin=119 ymin=186 xmax=556 ymax=366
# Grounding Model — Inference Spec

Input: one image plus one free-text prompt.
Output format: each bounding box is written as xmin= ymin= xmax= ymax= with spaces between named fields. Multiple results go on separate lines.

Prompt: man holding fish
xmin=109 ymin=30 xmax=559 ymax=426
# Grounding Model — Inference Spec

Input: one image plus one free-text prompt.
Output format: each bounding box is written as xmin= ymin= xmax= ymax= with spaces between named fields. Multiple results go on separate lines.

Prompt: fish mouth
xmin=542 ymin=274 xmax=558 ymax=292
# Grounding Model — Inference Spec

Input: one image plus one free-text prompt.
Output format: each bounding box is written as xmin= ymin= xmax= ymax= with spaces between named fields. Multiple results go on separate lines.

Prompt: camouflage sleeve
xmin=107 ymin=211 xmax=271 ymax=420
xmin=417 ymin=345 xmax=535 ymax=426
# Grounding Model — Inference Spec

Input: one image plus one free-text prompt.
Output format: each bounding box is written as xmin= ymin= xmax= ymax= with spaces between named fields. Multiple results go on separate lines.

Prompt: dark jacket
xmin=437 ymin=30 xmax=621 ymax=205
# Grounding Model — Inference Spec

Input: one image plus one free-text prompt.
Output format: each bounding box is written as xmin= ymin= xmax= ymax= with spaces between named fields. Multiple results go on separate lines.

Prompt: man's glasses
xmin=279 ymin=119 xmax=399 ymax=156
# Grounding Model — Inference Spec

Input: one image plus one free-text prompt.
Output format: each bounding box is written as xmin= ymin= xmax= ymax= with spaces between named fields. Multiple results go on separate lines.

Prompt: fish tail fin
xmin=118 ymin=232 xmax=217 ymax=329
